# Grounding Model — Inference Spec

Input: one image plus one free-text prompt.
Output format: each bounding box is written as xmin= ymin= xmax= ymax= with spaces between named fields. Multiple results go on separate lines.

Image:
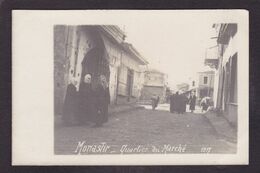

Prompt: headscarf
xmin=84 ymin=74 xmax=92 ymax=84
xmin=100 ymin=75 xmax=108 ymax=89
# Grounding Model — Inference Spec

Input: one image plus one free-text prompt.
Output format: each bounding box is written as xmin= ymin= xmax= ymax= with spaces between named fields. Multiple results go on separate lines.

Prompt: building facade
xmin=116 ymin=43 xmax=148 ymax=104
xmin=54 ymin=25 xmax=148 ymax=115
xmin=188 ymin=77 xmax=198 ymax=92
xmin=140 ymin=69 xmax=168 ymax=103
xmin=196 ymin=71 xmax=215 ymax=102
xmin=205 ymin=23 xmax=237 ymax=125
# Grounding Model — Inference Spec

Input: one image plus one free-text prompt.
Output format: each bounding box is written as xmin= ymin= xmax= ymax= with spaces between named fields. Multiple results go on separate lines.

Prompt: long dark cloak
xmin=62 ymin=83 xmax=78 ymax=124
xmin=95 ymin=84 xmax=110 ymax=124
xmin=77 ymin=82 xmax=95 ymax=123
xmin=170 ymin=94 xmax=175 ymax=113
xmin=189 ymin=95 xmax=196 ymax=111
xmin=179 ymin=94 xmax=187 ymax=113
xmin=175 ymin=93 xmax=181 ymax=113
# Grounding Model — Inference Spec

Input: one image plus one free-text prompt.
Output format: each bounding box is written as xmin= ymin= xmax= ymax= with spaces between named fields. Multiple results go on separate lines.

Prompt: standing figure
xmin=151 ymin=94 xmax=159 ymax=110
xmin=94 ymin=75 xmax=110 ymax=127
xmin=170 ymin=93 xmax=175 ymax=113
xmin=155 ymin=96 xmax=160 ymax=108
xmin=179 ymin=92 xmax=188 ymax=114
xmin=175 ymin=91 xmax=181 ymax=114
xmin=189 ymin=91 xmax=196 ymax=113
xmin=62 ymin=78 xmax=78 ymax=125
xmin=78 ymin=74 xmax=95 ymax=124
xmin=200 ymin=97 xmax=210 ymax=113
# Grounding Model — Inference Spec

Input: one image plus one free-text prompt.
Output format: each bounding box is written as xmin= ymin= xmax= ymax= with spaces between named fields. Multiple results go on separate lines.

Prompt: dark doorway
xmin=79 ymin=26 xmax=110 ymax=89
xmin=81 ymin=47 xmax=110 ymax=89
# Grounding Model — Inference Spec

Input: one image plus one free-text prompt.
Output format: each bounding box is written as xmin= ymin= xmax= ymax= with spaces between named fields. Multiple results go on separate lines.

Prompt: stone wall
xmin=54 ymin=25 xmax=146 ymax=114
xmin=54 ymin=25 xmax=70 ymax=115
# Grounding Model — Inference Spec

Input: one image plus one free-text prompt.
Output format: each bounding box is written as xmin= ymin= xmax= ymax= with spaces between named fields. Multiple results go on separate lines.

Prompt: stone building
xmin=116 ymin=43 xmax=148 ymax=104
xmin=188 ymin=77 xmax=197 ymax=92
xmin=205 ymin=23 xmax=237 ymax=125
xmin=140 ymin=69 xmax=168 ymax=103
xmin=54 ymin=25 xmax=148 ymax=115
xmin=196 ymin=71 xmax=215 ymax=102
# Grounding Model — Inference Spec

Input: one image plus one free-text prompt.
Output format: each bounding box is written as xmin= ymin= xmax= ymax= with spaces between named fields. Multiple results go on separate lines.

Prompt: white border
xmin=12 ymin=10 xmax=249 ymax=165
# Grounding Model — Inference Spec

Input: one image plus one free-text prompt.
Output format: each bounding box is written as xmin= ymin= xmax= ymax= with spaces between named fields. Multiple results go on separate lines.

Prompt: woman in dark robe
xmin=94 ymin=75 xmax=110 ymax=127
xmin=155 ymin=96 xmax=160 ymax=108
xmin=77 ymin=74 xmax=95 ymax=124
xmin=175 ymin=92 xmax=181 ymax=114
xmin=62 ymin=78 xmax=78 ymax=126
xmin=189 ymin=91 xmax=196 ymax=113
xmin=179 ymin=93 xmax=187 ymax=114
xmin=170 ymin=93 xmax=175 ymax=113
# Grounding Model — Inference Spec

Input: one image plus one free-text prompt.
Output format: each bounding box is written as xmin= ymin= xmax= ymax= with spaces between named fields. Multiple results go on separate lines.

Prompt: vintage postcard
xmin=12 ymin=10 xmax=248 ymax=165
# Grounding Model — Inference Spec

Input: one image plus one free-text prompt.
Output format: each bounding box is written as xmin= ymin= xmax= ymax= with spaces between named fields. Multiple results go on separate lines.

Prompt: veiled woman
xmin=170 ymin=93 xmax=175 ymax=113
xmin=77 ymin=74 xmax=95 ymax=124
xmin=94 ymin=75 xmax=110 ymax=127
xmin=62 ymin=78 xmax=78 ymax=125
xmin=179 ymin=93 xmax=188 ymax=114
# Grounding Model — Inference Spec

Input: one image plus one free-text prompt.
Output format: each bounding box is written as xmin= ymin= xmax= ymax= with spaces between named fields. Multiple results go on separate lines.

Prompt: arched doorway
xmin=81 ymin=47 xmax=110 ymax=88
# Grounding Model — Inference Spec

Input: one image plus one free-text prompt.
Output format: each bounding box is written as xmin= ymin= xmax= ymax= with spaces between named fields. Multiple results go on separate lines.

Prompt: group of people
xmin=169 ymin=91 xmax=197 ymax=114
xmin=62 ymin=74 xmax=110 ymax=127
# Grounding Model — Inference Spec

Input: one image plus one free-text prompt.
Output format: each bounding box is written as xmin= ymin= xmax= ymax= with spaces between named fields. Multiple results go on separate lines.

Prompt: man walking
xmin=189 ymin=91 xmax=196 ymax=113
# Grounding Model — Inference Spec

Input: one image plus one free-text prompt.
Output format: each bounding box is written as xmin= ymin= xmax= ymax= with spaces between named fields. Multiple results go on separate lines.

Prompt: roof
xmin=122 ymin=42 xmax=149 ymax=65
xmin=198 ymin=70 xmax=215 ymax=74
xmin=214 ymin=24 xmax=237 ymax=44
xmin=144 ymin=68 xmax=165 ymax=75
xmin=99 ymin=25 xmax=126 ymax=44
xmin=99 ymin=26 xmax=148 ymax=65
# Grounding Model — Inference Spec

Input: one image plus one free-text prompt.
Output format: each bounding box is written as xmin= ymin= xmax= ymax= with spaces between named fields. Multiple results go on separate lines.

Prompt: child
xmin=200 ymin=97 xmax=210 ymax=113
xmin=151 ymin=95 xmax=160 ymax=110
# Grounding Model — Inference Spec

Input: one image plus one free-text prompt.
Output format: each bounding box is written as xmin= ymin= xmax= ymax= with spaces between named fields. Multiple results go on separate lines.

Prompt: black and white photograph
xmin=12 ymin=10 xmax=249 ymax=165
xmin=54 ymin=23 xmax=238 ymax=155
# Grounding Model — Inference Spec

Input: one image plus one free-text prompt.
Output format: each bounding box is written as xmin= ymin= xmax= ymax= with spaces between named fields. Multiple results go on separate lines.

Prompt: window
xmin=203 ymin=76 xmax=208 ymax=84
xmin=192 ymin=81 xmax=195 ymax=86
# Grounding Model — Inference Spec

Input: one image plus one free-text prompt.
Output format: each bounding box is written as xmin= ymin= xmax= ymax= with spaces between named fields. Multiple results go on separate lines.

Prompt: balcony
xmin=204 ymin=46 xmax=219 ymax=69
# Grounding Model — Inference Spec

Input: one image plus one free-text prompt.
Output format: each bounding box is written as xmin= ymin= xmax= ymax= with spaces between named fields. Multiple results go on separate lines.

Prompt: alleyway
xmin=55 ymin=104 xmax=236 ymax=155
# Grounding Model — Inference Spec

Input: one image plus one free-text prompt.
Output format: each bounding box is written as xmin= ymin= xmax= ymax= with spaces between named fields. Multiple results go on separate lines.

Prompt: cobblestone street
xmin=55 ymin=104 xmax=236 ymax=155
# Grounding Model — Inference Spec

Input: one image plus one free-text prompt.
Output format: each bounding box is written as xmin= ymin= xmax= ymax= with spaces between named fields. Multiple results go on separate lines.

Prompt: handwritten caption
xmin=74 ymin=141 xmax=212 ymax=154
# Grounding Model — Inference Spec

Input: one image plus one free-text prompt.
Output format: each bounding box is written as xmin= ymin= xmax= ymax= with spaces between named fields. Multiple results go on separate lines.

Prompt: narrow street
xmin=55 ymin=104 xmax=236 ymax=155
xmin=12 ymin=12 xmax=247 ymax=166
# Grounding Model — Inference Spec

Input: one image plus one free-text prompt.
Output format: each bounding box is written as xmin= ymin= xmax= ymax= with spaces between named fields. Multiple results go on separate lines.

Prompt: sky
xmin=119 ymin=17 xmax=217 ymax=89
